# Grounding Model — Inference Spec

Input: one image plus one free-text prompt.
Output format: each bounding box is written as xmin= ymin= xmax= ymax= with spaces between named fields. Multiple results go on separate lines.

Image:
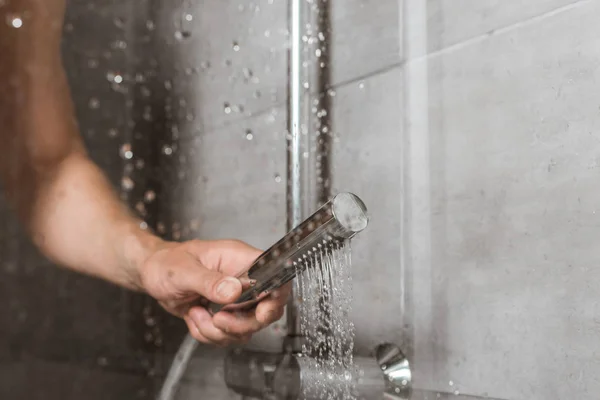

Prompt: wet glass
xmin=2 ymin=0 xmax=600 ymax=399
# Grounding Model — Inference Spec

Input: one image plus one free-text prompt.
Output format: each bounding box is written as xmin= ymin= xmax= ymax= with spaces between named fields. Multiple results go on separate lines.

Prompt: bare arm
xmin=0 ymin=0 xmax=289 ymax=345
xmin=0 ymin=0 xmax=161 ymax=290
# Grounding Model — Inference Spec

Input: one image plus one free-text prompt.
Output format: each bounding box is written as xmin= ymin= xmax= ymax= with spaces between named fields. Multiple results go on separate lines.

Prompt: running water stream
xmin=295 ymin=241 xmax=357 ymax=399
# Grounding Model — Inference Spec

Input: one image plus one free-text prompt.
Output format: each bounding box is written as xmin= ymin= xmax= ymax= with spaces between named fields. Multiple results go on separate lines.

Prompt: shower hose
xmin=157 ymin=333 xmax=198 ymax=400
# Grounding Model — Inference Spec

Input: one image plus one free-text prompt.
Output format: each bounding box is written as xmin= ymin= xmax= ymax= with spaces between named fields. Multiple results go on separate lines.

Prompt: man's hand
xmin=140 ymin=239 xmax=291 ymax=346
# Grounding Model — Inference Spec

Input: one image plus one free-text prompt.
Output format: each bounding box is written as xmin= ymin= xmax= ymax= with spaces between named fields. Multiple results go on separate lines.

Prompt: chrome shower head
xmin=206 ymin=192 xmax=368 ymax=315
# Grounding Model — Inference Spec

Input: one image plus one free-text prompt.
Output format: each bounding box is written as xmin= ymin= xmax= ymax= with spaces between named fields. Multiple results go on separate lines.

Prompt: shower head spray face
xmin=206 ymin=192 xmax=368 ymax=315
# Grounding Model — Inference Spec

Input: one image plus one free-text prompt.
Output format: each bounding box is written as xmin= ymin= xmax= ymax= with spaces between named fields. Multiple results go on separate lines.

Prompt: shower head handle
xmin=205 ymin=192 xmax=369 ymax=315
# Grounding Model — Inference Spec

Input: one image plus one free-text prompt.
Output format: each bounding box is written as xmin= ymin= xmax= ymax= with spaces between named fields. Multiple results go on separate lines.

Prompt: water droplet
xmin=315 ymin=48 xmax=322 ymax=57
xmin=454 ymin=390 xmax=460 ymax=395
xmin=88 ymin=98 xmax=100 ymax=109
xmin=245 ymin=129 xmax=254 ymax=140
xmin=274 ymin=174 xmax=282 ymax=183
xmin=327 ymin=88 xmax=336 ymax=97
xmin=242 ymin=68 xmax=253 ymax=81
xmin=264 ymin=30 xmax=271 ymax=37
xmin=112 ymin=40 xmax=127 ymax=50
xmin=253 ymin=90 xmax=262 ymax=99
xmin=184 ymin=13 xmax=193 ymax=22
xmin=120 ymin=144 xmax=133 ymax=160
xmin=358 ymin=81 xmax=365 ymax=89
xmin=224 ymin=102 xmax=232 ymax=114
xmin=449 ymin=381 xmax=454 ymax=386
xmin=162 ymin=145 xmax=173 ymax=156
xmin=200 ymin=61 xmax=211 ymax=70
xmin=107 ymin=72 xmax=123 ymax=84
xmin=144 ymin=190 xmax=156 ymax=203
xmin=135 ymin=202 xmax=146 ymax=215
xmin=175 ymin=30 xmax=191 ymax=40
xmin=97 ymin=357 xmax=109 ymax=367
xmin=146 ymin=20 xmax=155 ymax=30
xmin=9 ymin=16 xmax=23 ymax=28
xmin=108 ymin=129 xmax=118 ymax=138
xmin=232 ymin=41 xmax=240 ymax=51
xmin=113 ymin=17 xmax=125 ymax=29
xmin=121 ymin=176 xmax=134 ymax=191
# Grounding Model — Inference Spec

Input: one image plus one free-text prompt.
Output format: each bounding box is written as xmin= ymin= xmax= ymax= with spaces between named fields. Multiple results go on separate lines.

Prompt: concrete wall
xmin=405 ymin=1 xmax=600 ymax=399
xmin=171 ymin=1 xmax=600 ymax=400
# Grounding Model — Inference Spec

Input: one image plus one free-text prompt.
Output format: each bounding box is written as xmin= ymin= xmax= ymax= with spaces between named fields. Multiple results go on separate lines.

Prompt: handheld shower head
xmin=206 ymin=192 xmax=368 ymax=315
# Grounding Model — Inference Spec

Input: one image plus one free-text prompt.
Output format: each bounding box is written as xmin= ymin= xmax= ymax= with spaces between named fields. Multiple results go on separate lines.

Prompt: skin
xmin=0 ymin=0 xmax=290 ymax=346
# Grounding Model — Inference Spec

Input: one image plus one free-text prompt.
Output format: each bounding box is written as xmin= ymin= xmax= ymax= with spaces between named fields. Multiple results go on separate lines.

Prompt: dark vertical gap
xmin=316 ymin=0 xmax=333 ymax=207
xmin=127 ymin=1 xmax=189 ymax=394
xmin=126 ymin=0 xmax=184 ymax=394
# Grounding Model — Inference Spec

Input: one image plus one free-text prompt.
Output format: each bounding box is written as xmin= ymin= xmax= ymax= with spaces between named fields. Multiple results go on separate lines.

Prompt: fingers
xmin=185 ymin=307 xmax=251 ymax=346
xmin=166 ymin=251 xmax=243 ymax=304
xmin=186 ymin=239 xmax=262 ymax=276
xmin=255 ymin=283 xmax=291 ymax=325
xmin=211 ymin=309 xmax=263 ymax=335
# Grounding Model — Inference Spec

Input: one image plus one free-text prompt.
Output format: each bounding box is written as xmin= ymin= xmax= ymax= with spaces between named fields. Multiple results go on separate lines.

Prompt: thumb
xmin=170 ymin=253 xmax=243 ymax=304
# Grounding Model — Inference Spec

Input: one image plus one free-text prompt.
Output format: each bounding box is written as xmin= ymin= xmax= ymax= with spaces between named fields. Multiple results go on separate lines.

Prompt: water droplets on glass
xmin=88 ymin=98 xmax=100 ymax=109
xmin=144 ymin=190 xmax=156 ymax=203
xmin=113 ymin=17 xmax=125 ymax=29
xmin=245 ymin=129 xmax=254 ymax=140
xmin=8 ymin=16 xmax=23 ymax=28
xmin=174 ymin=30 xmax=191 ymax=40
xmin=121 ymin=176 xmax=134 ymax=191
xmin=232 ymin=41 xmax=240 ymax=52
xmin=120 ymin=144 xmax=133 ymax=160
xmin=106 ymin=72 xmax=123 ymax=84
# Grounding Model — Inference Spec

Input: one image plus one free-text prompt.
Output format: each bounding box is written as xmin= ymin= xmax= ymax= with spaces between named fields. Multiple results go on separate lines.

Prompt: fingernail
xmin=217 ymin=277 xmax=239 ymax=299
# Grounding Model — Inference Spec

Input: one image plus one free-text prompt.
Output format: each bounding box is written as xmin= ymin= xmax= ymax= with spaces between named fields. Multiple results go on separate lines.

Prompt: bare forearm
xmin=0 ymin=0 xmax=163 ymax=290
xmin=28 ymin=153 xmax=163 ymax=290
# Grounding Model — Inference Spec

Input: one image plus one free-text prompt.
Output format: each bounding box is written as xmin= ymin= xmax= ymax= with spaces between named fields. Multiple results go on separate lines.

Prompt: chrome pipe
xmin=286 ymin=0 xmax=311 ymax=341
xmin=223 ymin=343 xmax=412 ymax=399
xmin=286 ymin=0 xmax=332 ymax=348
